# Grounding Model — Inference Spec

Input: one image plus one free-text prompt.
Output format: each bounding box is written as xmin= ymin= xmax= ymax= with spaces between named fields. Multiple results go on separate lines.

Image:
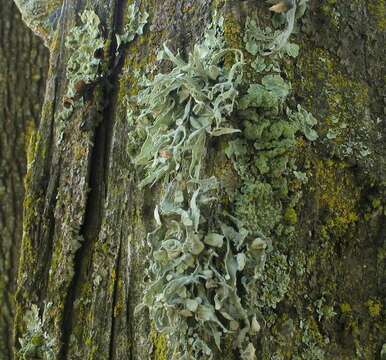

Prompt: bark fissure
xmin=59 ymin=0 xmax=126 ymax=357
xmin=59 ymin=108 xmax=108 ymax=359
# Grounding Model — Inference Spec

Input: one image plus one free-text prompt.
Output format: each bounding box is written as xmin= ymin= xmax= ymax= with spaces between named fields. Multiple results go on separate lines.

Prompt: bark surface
xmin=12 ymin=0 xmax=386 ymax=359
xmin=0 ymin=0 xmax=48 ymax=358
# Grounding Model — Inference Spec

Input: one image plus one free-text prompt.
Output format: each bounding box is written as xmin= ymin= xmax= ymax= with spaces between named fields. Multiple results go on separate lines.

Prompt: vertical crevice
xmin=59 ymin=104 xmax=107 ymax=359
xmin=59 ymin=0 xmax=126 ymax=357
xmin=106 ymin=0 xmax=127 ymax=357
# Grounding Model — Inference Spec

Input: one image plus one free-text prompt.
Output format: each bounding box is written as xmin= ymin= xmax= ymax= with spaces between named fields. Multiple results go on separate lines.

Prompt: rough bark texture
xmin=12 ymin=0 xmax=385 ymax=359
xmin=0 ymin=0 xmax=48 ymax=358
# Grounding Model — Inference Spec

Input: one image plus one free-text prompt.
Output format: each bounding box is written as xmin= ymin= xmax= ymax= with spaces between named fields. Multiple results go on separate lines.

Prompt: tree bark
xmin=0 ymin=0 xmax=48 ymax=358
xmin=12 ymin=0 xmax=385 ymax=359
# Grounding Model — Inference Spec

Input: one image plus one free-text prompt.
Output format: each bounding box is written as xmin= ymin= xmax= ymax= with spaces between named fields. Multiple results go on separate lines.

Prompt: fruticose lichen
xmin=130 ymin=4 xmax=317 ymax=359
xmin=18 ymin=303 xmax=55 ymax=360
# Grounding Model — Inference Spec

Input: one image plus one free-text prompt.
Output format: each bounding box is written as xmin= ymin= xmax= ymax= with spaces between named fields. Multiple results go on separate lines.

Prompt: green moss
xmin=284 ymin=208 xmax=298 ymax=225
xmin=150 ymin=328 xmax=168 ymax=360
xmin=371 ymin=197 xmax=382 ymax=209
xmin=294 ymin=47 xmax=375 ymax=165
xmin=24 ymin=120 xmax=37 ymax=164
xmin=366 ymin=299 xmax=382 ymax=318
xmin=368 ymin=0 xmax=386 ymax=31
xmin=315 ymin=159 xmax=360 ymax=237
xmin=339 ymin=303 xmax=352 ymax=314
xmin=320 ymin=0 xmax=341 ymax=29
xmin=223 ymin=11 xmax=243 ymax=51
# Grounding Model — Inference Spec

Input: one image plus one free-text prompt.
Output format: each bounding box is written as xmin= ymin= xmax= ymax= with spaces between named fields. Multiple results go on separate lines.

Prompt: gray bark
xmin=11 ymin=0 xmax=386 ymax=359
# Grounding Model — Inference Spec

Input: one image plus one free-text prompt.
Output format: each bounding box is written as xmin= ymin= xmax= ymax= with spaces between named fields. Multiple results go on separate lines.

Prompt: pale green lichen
xmin=18 ymin=303 xmax=55 ymax=360
xmin=116 ymin=3 xmax=149 ymax=48
xmin=130 ymin=5 xmax=315 ymax=360
xmin=53 ymin=9 xmax=105 ymax=131
xmin=243 ymin=0 xmax=308 ymax=57
xmin=314 ymin=294 xmax=336 ymax=322
xmin=265 ymin=0 xmax=309 ymax=54
xmin=297 ymin=321 xmax=326 ymax=360
xmin=133 ymin=17 xmax=261 ymax=359
xmin=65 ymin=10 xmax=104 ymax=99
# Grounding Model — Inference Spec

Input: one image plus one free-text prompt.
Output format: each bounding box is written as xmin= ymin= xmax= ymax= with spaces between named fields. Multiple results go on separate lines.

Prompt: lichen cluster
xmin=226 ymin=13 xmax=319 ymax=353
xmin=133 ymin=18 xmax=257 ymax=359
xmin=62 ymin=10 xmax=104 ymax=108
xmin=18 ymin=303 xmax=55 ymax=360
xmin=61 ymin=6 xmax=148 ymax=114
xmin=260 ymin=0 xmax=309 ymax=55
xmin=131 ymin=6 xmax=317 ymax=359
xmin=117 ymin=3 xmax=149 ymax=46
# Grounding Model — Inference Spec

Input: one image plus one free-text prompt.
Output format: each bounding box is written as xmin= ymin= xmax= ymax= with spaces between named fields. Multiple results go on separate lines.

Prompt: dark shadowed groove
xmin=106 ymin=0 xmax=126 ymax=357
xmin=59 ymin=0 xmax=126 ymax=358
xmin=59 ymin=119 xmax=107 ymax=359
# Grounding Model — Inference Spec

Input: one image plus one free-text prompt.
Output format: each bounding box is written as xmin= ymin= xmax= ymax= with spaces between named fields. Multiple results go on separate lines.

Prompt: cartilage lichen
xmin=133 ymin=17 xmax=258 ymax=359
xmin=130 ymin=5 xmax=316 ymax=360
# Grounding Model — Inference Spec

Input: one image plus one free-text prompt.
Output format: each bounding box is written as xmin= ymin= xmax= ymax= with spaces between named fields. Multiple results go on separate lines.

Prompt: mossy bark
xmin=13 ymin=0 xmax=385 ymax=359
xmin=0 ymin=0 xmax=48 ymax=358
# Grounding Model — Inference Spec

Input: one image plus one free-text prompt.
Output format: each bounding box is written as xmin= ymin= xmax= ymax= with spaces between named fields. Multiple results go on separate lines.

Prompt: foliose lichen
xmin=59 ymin=6 xmax=148 ymax=123
xmin=224 ymin=13 xmax=318 ymax=358
xmin=129 ymin=3 xmax=317 ymax=358
xmin=62 ymin=10 xmax=104 ymax=109
xmin=240 ymin=0 xmax=309 ymax=62
xmin=116 ymin=3 xmax=149 ymax=47
xmin=133 ymin=17 xmax=258 ymax=359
